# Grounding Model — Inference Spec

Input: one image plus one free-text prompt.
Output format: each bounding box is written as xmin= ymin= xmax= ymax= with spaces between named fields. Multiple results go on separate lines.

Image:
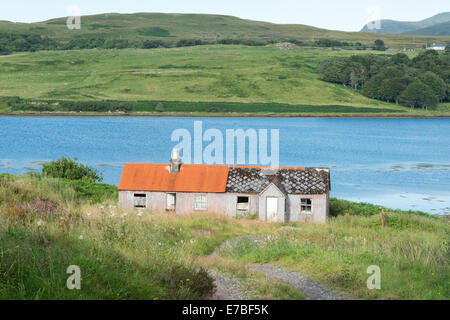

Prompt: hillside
xmin=0 ymin=46 xmax=418 ymax=115
xmin=361 ymin=12 xmax=450 ymax=36
xmin=0 ymin=12 xmax=449 ymax=49
xmin=1 ymin=46 xmax=449 ymax=116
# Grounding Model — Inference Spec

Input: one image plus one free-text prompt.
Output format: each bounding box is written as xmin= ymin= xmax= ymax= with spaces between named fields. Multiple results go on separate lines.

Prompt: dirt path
xmin=207 ymin=233 xmax=343 ymax=300
xmin=249 ymin=264 xmax=341 ymax=300
xmin=207 ymin=270 xmax=249 ymax=300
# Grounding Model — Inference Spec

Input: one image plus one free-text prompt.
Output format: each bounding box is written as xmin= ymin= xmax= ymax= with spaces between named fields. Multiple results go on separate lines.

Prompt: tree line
xmin=320 ymin=50 xmax=450 ymax=110
xmin=0 ymin=32 xmax=372 ymax=54
xmin=0 ymin=33 xmax=274 ymax=52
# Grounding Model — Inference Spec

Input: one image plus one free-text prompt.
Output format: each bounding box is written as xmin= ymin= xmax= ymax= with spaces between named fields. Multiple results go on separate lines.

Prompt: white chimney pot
xmin=172 ymin=148 xmax=179 ymax=160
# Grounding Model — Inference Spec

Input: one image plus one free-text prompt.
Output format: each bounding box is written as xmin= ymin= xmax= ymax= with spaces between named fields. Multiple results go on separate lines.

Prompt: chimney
xmin=169 ymin=148 xmax=182 ymax=173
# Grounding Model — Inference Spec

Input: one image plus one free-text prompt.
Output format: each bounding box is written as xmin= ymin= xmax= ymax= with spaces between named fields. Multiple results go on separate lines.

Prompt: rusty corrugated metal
xmin=118 ymin=163 xmax=229 ymax=193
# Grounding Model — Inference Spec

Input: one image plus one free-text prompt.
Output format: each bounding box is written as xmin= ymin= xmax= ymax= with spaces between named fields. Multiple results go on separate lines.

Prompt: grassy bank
xmin=0 ymin=173 xmax=448 ymax=299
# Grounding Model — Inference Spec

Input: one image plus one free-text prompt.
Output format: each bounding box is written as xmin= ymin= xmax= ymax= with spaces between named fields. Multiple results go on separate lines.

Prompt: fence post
xmin=381 ymin=209 xmax=385 ymax=229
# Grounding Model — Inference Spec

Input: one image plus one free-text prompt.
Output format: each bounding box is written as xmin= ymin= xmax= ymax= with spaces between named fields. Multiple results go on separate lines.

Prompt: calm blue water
xmin=1 ymin=117 xmax=449 ymax=214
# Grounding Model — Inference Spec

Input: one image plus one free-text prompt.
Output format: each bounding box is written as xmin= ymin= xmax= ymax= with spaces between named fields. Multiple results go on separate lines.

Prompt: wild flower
xmin=37 ymin=220 xmax=43 ymax=227
xmin=79 ymin=235 xmax=84 ymax=240
xmin=18 ymin=200 xmax=66 ymax=219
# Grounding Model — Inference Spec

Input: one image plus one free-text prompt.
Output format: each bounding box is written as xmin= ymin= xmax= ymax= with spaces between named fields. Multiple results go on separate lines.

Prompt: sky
xmin=1 ymin=0 xmax=449 ymax=31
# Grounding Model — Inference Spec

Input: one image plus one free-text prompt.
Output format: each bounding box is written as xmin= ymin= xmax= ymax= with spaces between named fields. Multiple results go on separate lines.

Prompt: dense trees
xmin=0 ymin=30 xmax=371 ymax=54
xmin=373 ymin=39 xmax=386 ymax=51
xmin=418 ymin=71 xmax=447 ymax=101
xmin=399 ymin=81 xmax=439 ymax=110
xmin=0 ymin=33 xmax=275 ymax=53
xmin=314 ymin=39 xmax=366 ymax=49
xmin=0 ymin=33 xmax=59 ymax=52
xmin=321 ymin=51 xmax=449 ymax=110
xmin=379 ymin=77 xmax=410 ymax=104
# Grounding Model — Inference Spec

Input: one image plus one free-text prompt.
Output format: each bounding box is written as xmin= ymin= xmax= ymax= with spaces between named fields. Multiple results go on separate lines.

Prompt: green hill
xmin=0 ymin=45 xmax=449 ymax=116
xmin=0 ymin=46 xmax=416 ymax=115
xmin=0 ymin=12 xmax=449 ymax=48
xmin=361 ymin=12 xmax=450 ymax=36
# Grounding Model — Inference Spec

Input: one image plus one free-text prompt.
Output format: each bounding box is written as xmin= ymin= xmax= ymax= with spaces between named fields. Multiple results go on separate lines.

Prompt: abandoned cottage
xmin=118 ymin=150 xmax=331 ymax=223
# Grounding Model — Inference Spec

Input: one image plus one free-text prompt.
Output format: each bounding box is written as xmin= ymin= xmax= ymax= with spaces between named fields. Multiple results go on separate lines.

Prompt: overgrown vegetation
xmin=320 ymin=50 xmax=450 ymax=110
xmin=0 ymin=170 xmax=448 ymax=300
xmin=220 ymin=213 xmax=449 ymax=299
xmin=0 ymin=173 xmax=218 ymax=299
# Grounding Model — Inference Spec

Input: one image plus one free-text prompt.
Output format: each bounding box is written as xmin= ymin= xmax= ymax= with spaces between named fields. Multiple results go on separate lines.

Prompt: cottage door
xmin=266 ymin=197 xmax=278 ymax=222
xmin=166 ymin=193 xmax=176 ymax=211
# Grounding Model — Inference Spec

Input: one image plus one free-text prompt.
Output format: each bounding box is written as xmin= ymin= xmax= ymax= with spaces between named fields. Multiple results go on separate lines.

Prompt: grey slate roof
xmin=225 ymin=167 xmax=330 ymax=195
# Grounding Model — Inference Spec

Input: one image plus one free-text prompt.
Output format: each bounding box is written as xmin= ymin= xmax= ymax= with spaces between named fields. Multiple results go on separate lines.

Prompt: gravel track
xmin=249 ymin=264 xmax=341 ymax=300
xmin=207 ymin=233 xmax=344 ymax=300
xmin=207 ymin=270 xmax=249 ymax=300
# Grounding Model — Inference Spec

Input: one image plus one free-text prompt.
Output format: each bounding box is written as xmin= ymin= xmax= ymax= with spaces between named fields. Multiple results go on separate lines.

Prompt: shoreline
xmin=1 ymin=112 xmax=450 ymax=119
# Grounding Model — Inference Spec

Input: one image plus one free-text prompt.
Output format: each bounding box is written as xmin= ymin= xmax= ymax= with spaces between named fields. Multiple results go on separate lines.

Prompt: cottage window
xmin=236 ymin=196 xmax=249 ymax=214
xmin=134 ymin=193 xmax=147 ymax=208
xmin=193 ymin=195 xmax=207 ymax=211
xmin=301 ymin=198 xmax=312 ymax=213
xmin=166 ymin=193 xmax=176 ymax=211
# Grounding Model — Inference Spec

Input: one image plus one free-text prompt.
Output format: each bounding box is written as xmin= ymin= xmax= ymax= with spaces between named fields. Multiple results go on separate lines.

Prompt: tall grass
xmin=1 ymin=173 xmax=448 ymax=300
xmin=0 ymin=174 xmax=218 ymax=299
xmin=220 ymin=214 xmax=449 ymax=299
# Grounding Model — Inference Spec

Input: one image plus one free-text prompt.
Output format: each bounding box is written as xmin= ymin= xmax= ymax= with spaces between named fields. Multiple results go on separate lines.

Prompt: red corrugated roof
xmin=118 ymin=163 xmax=230 ymax=193
xmin=118 ymin=164 xmax=306 ymax=193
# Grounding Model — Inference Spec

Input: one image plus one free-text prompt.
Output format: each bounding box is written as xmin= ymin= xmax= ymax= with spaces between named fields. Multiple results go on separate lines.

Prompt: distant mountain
xmin=404 ymin=21 xmax=450 ymax=36
xmin=360 ymin=12 xmax=450 ymax=35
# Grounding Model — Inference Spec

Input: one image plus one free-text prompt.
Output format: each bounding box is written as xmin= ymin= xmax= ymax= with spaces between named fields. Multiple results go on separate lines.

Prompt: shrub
xmin=155 ymin=102 xmax=165 ymax=112
xmin=42 ymin=156 xmax=103 ymax=182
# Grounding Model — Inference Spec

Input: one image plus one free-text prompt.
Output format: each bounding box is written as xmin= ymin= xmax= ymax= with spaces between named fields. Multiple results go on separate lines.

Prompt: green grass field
xmin=1 ymin=173 xmax=448 ymax=300
xmin=1 ymin=45 xmax=448 ymax=115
